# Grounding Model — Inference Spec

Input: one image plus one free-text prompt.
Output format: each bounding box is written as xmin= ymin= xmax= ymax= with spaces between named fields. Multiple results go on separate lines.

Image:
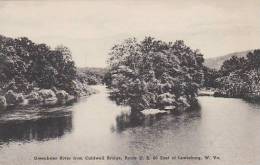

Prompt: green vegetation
xmin=0 ymin=35 xmax=77 ymax=93
xmin=106 ymin=37 xmax=204 ymax=111
xmin=77 ymin=67 xmax=107 ymax=85
xmin=0 ymin=35 xmax=93 ymax=110
xmin=3 ymin=33 xmax=257 ymax=112
xmin=202 ymin=66 xmax=221 ymax=89
xmin=214 ymin=49 xmax=260 ymax=99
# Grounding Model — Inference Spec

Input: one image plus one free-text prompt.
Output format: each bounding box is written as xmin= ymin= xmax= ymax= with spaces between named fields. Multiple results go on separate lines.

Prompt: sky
xmin=0 ymin=0 xmax=259 ymax=67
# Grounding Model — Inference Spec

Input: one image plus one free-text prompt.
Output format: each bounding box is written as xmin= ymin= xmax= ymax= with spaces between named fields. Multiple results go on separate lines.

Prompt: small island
xmin=104 ymin=37 xmax=204 ymax=112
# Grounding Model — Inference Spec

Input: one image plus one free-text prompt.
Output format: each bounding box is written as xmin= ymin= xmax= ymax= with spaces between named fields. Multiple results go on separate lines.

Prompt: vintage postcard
xmin=0 ymin=0 xmax=259 ymax=165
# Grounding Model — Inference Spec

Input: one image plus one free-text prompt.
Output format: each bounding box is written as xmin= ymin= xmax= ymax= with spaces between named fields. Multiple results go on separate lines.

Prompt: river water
xmin=0 ymin=85 xmax=260 ymax=165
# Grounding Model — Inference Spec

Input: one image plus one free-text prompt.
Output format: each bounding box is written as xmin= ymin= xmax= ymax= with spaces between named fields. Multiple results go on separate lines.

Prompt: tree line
xmin=214 ymin=49 xmax=260 ymax=99
xmin=0 ymin=35 xmax=77 ymax=95
xmin=0 ymin=35 xmax=96 ymax=110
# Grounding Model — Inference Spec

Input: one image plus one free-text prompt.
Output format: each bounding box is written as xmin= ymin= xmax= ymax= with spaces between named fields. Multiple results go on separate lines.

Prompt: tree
xmin=246 ymin=49 xmax=260 ymax=69
xmin=220 ymin=56 xmax=246 ymax=75
xmin=0 ymin=34 xmax=77 ymax=94
xmin=216 ymin=49 xmax=260 ymax=98
xmin=107 ymin=37 xmax=204 ymax=111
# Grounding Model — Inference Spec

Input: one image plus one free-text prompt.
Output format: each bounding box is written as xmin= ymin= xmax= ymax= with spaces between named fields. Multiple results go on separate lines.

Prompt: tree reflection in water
xmin=0 ymin=112 xmax=72 ymax=145
xmin=112 ymin=105 xmax=201 ymax=133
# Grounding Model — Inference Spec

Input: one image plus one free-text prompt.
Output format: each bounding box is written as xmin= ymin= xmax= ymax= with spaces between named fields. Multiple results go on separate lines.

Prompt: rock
xmin=213 ymin=91 xmax=227 ymax=97
xmin=26 ymin=91 xmax=42 ymax=103
xmin=33 ymin=87 xmax=40 ymax=91
xmin=164 ymin=105 xmax=176 ymax=110
xmin=0 ymin=96 xmax=7 ymax=110
xmin=4 ymin=90 xmax=25 ymax=106
xmin=17 ymin=93 xmax=25 ymax=104
xmin=198 ymin=89 xmax=215 ymax=96
xmin=38 ymin=89 xmax=56 ymax=99
xmin=5 ymin=90 xmax=18 ymax=105
xmin=56 ymin=90 xmax=69 ymax=102
xmin=38 ymin=89 xmax=57 ymax=105
xmin=5 ymin=90 xmax=26 ymax=106
xmin=178 ymin=96 xmax=190 ymax=107
xmin=158 ymin=92 xmax=176 ymax=106
xmin=141 ymin=109 xmax=168 ymax=115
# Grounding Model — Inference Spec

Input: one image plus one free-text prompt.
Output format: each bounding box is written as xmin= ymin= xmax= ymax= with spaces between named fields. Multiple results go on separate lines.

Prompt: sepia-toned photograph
xmin=0 ymin=0 xmax=260 ymax=165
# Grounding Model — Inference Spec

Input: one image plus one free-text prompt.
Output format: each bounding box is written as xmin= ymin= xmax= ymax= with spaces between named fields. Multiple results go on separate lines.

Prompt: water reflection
xmin=0 ymin=86 xmax=260 ymax=165
xmin=113 ymin=111 xmax=144 ymax=132
xmin=113 ymin=106 xmax=201 ymax=133
xmin=0 ymin=112 xmax=72 ymax=145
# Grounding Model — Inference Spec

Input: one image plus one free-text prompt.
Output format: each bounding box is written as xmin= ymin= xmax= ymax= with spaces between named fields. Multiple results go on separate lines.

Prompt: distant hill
xmin=204 ymin=50 xmax=253 ymax=70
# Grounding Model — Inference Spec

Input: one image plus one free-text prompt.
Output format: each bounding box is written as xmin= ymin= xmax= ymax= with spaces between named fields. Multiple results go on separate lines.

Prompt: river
xmin=0 ymin=85 xmax=260 ymax=165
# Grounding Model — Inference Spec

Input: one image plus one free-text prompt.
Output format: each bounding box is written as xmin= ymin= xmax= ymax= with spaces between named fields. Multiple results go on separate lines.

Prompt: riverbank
xmin=0 ymin=82 xmax=97 ymax=111
xmin=198 ymin=88 xmax=215 ymax=96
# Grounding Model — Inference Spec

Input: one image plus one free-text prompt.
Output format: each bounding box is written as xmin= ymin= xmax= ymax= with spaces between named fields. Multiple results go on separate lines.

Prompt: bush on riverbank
xmin=0 ymin=96 xmax=7 ymax=110
xmin=106 ymin=37 xmax=204 ymax=111
xmin=0 ymin=81 xmax=97 ymax=110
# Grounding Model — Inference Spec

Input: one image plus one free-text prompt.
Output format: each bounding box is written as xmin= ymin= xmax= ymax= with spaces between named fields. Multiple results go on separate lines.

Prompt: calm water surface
xmin=0 ymin=85 xmax=260 ymax=165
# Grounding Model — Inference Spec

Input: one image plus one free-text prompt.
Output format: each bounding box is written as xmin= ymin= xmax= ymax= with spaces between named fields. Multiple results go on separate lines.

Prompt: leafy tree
xmin=216 ymin=49 xmax=260 ymax=99
xmin=0 ymin=35 xmax=77 ymax=94
xmin=220 ymin=56 xmax=246 ymax=75
xmin=246 ymin=49 xmax=260 ymax=69
xmin=107 ymin=37 xmax=204 ymax=111
xmin=203 ymin=67 xmax=221 ymax=88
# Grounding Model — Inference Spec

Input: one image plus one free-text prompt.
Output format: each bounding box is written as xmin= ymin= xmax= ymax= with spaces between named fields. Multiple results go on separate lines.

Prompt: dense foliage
xmin=216 ymin=49 xmax=260 ymax=99
xmin=106 ymin=37 xmax=204 ymax=111
xmin=0 ymin=35 xmax=77 ymax=95
xmin=77 ymin=67 xmax=107 ymax=85
xmin=220 ymin=56 xmax=247 ymax=76
xmin=202 ymin=67 xmax=221 ymax=88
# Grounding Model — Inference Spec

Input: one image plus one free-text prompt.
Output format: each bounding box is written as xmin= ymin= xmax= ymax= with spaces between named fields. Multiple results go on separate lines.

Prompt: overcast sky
xmin=0 ymin=0 xmax=259 ymax=67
